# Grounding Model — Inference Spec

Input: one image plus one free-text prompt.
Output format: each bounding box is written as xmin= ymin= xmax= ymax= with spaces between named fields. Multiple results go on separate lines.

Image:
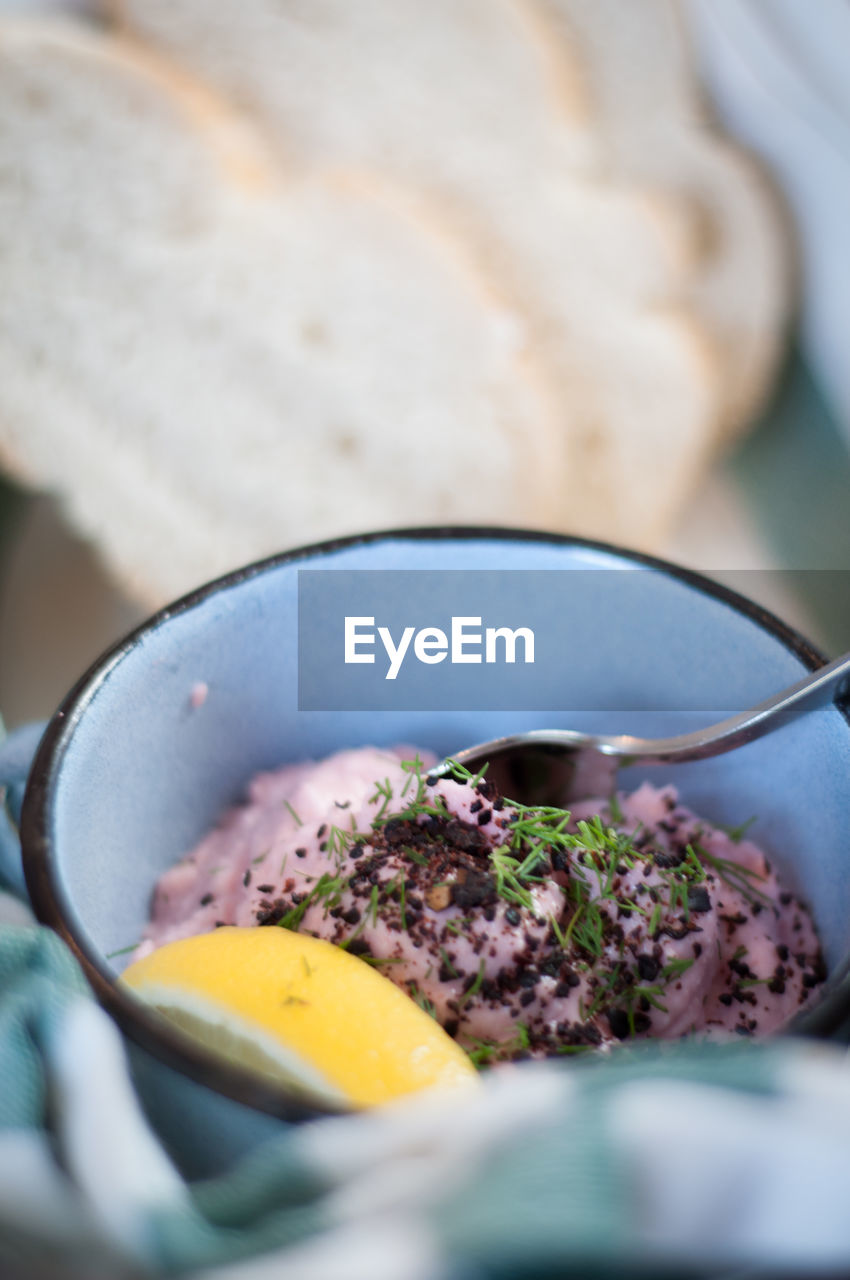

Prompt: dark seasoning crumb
xmin=240 ymin=757 xmax=826 ymax=1064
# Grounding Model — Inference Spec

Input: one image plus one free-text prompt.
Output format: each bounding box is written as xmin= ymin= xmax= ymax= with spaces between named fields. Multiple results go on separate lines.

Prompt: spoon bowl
xmin=434 ymin=650 xmax=850 ymax=806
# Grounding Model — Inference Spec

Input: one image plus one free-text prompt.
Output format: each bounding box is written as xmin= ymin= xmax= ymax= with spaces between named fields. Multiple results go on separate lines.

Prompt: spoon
xmin=430 ymin=650 xmax=850 ymax=807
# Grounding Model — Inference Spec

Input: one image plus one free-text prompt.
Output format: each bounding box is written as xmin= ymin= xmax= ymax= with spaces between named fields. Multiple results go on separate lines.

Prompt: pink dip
xmin=137 ymin=746 xmax=825 ymax=1057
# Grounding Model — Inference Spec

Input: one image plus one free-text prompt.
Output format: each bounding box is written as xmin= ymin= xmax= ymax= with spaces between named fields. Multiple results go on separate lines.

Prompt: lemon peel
xmin=120 ymin=926 xmax=478 ymax=1107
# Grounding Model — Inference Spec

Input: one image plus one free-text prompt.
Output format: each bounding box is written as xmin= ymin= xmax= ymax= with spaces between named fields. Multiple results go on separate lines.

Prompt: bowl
xmin=20 ymin=527 xmax=850 ymax=1176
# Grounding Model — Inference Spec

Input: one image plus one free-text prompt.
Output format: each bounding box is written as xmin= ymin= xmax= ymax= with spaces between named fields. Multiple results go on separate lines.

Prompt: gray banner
xmin=297 ymin=568 xmax=845 ymax=712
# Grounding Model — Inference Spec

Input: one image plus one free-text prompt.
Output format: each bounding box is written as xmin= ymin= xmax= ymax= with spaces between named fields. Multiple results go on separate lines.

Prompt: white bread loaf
xmin=109 ymin=0 xmax=721 ymax=551
xmin=535 ymin=0 xmax=791 ymax=439
xmin=108 ymin=0 xmax=699 ymax=302
xmin=0 ymin=20 xmax=566 ymax=605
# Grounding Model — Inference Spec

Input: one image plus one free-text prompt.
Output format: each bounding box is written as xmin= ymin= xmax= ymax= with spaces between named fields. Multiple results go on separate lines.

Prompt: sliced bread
xmin=536 ymin=0 xmax=792 ymax=439
xmin=108 ymin=0 xmax=721 ymax=550
xmin=0 ymin=20 xmax=565 ymax=604
xmin=109 ymin=0 xmax=697 ymax=304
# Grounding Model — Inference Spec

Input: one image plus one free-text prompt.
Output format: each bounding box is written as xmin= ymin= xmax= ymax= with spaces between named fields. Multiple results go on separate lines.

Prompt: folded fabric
xmin=3 ymin=723 xmax=850 ymax=1279
xmin=2 ymin=911 xmax=850 ymax=1279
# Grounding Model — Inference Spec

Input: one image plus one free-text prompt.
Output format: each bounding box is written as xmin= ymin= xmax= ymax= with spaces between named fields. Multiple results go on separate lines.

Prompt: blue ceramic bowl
xmin=20 ymin=528 xmax=850 ymax=1176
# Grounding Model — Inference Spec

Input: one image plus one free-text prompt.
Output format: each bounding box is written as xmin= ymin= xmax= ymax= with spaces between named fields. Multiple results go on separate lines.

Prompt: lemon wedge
xmin=120 ymin=926 xmax=477 ymax=1107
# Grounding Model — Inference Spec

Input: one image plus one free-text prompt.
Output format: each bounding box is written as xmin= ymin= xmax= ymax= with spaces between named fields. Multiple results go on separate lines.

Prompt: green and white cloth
xmin=3 ymin=722 xmax=850 ymax=1280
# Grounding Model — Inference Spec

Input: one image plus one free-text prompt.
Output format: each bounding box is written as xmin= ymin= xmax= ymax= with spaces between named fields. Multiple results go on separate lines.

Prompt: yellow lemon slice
xmin=120 ymin=927 xmax=477 ymax=1107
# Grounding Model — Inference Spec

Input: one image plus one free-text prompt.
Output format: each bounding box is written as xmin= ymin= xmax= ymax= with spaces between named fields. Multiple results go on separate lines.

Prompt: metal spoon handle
xmin=612 ymin=649 xmax=850 ymax=762
xmin=455 ymin=650 xmax=850 ymax=769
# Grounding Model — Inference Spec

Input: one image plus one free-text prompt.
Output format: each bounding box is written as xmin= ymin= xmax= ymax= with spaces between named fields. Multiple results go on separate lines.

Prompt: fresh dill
xmin=369 ymin=777 xmax=394 ymax=823
xmin=717 ymin=816 xmax=758 ymax=844
xmin=105 ymin=942 xmax=139 ymax=959
xmin=465 ymin=1021 xmax=529 ymax=1068
xmin=458 ymin=958 xmax=486 ymax=1007
xmin=693 ymin=841 xmax=772 ymax=908
xmin=277 ymin=871 xmax=345 ymax=931
xmin=283 ymin=800 xmax=303 ymax=828
xmin=549 ymin=914 xmax=568 ymax=949
xmin=409 ymin=983 xmax=437 ymax=1019
xmin=661 ymin=956 xmax=695 ymax=981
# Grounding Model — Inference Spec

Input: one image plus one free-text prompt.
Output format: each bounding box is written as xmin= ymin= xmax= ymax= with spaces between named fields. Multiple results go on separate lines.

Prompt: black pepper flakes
xmin=636 ymin=954 xmax=660 ymax=982
xmin=687 ymin=886 xmax=711 ymax=913
xmin=607 ymin=1008 xmax=631 ymax=1040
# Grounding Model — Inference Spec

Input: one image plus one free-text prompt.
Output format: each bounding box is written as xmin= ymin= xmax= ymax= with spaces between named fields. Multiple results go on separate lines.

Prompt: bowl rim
xmin=20 ymin=524 xmax=850 ymax=1119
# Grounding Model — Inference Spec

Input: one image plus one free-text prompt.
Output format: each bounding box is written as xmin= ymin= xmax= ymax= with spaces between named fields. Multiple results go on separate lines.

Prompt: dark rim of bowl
xmin=20 ymin=524 xmax=850 ymax=1121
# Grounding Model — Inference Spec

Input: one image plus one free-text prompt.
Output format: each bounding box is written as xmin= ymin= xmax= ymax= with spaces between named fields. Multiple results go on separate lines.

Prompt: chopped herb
xmin=549 ymin=914 xmax=568 ymax=949
xmin=399 ymin=875 xmax=408 ymax=931
xmin=632 ymin=984 xmax=668 ymax=1013
xmin=369 ymin=777 xmax=395 ymax=822
xmin=458 ymin=958 xmax=486 ymax=1007
xmin=465 ymin=1022 xmax=530 ymax=1067
xmin=283 ymin=800 xmax=303 ymax=828
xmin=661 ymin=956 xmax=695 ymax=981
xmin=277 ymin=871 xmax=345 ymax=931
xmin=105 ymin=942 xmax=139 ymax=959
xmin=409 ymin=983 xmax=437 ymax=1019
xmin=466 ymin=1038 xmax=500 ymax=1068
xmin=718 ymin=816 xmax=758 ymax=844
xmin=694 ymin=841 xmax=772 ymax=908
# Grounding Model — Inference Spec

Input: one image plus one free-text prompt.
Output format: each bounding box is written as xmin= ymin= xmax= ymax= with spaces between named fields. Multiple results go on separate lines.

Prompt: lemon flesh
xmin=120 ymin=927 xmax=477 ymax=1107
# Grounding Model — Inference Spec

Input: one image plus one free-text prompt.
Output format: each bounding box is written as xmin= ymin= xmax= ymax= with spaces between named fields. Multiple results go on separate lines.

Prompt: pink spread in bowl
xmin=138 ymin=746 xmax=825 ymax=1060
